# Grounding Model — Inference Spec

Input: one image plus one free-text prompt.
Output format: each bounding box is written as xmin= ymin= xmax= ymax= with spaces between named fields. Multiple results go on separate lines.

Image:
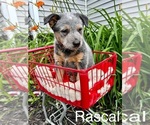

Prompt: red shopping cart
xmin=0 ymin=47 xmax=28 ymax=92
xmin=122 ymin=52 xmax=142 ymax=94
xmin=0 ymin=47 xmax=28 ymax=120
xmin=29 ymin=45 xmax=117 ymax=109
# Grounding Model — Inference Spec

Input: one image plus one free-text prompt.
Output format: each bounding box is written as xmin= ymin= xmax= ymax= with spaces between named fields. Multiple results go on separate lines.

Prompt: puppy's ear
xmin=76 ymin=13 xmax=88 ymax=27
xmin=44 ymin=14 xmax=60 ymax=28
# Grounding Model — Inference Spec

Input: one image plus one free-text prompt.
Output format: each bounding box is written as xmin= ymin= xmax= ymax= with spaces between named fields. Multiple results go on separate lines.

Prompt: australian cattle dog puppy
xmin=44 ymin=13 xmax=94 ymax=82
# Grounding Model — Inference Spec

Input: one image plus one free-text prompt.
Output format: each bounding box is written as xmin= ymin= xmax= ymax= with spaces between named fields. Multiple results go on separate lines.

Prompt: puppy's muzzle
xmin=73 ymin=39 xmax=80 ymax=47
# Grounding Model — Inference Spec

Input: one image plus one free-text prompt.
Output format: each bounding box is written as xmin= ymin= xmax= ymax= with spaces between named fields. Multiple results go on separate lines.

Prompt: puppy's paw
xmin=56 ymin=68 xmax=64 ymax=82
xmin=68 ymin=72 xmax=79 ymax=83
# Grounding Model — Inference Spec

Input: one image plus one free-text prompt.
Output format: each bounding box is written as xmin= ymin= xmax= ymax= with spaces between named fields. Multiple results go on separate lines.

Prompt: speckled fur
xmin=44 ymin=13 xmax=94 ymax=82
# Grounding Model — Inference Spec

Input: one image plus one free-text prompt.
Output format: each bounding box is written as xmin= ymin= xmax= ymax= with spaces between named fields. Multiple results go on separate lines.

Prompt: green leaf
xmin=136 ymin=22 xmax=144 ymax=43
xmin=96 ymin=25 xmax=104 ymax=43
xmin=113 ymin=21 xmax=118 ymax=43
xmin=106 ymin=31 xmax=115 ymax=48
xmin=124 ymin=30 xmax=138 ymax=48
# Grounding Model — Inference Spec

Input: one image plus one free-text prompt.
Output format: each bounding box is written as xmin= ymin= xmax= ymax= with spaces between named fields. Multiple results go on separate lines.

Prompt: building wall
xmin=16 ymin=4 xmax=28 ymax=29
xmin=38 ymin=0 xmax=86 ymax=26
xmin=87 ymin=0 xmax=150 ymax=25
xmin=87 ymin=0 xmax=121 ymax=25
xmin=37 ymin=0 xmax=150 ymax=26
xmin=122 ymin=0 xmax=150 ymax=25
xmin=1 ymin=0 xmax=150 ymax=29
xmin=122 ymin=0 xmax=150 ymax=17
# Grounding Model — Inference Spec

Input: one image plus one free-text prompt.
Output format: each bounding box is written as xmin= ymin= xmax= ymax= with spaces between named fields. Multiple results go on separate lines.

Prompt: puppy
xmin=44 ymin=13 xmax=94 ymax=82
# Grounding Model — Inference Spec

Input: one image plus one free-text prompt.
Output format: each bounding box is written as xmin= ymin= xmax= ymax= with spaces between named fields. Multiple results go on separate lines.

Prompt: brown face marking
xmin=54 ymin=25 xmax=70 ymax=45
xmin=54 ymin=32 xmax=64 ymax=45
xmin=76 ymin=24 xmax=83 ymax=34
xmin=61 ymin=25 xmax=70 ymax=31
xmin=60 ymin=25 xmax=70 ymax=37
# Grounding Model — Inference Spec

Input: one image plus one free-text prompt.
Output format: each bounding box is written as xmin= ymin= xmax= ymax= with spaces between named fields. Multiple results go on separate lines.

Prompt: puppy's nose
xmin=73 ymin=40 xmax=80 ymax=47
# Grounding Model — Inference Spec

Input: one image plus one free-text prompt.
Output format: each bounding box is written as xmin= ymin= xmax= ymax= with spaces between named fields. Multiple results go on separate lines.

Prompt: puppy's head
xmin=44 ymin=13 xmax=88 ymax=50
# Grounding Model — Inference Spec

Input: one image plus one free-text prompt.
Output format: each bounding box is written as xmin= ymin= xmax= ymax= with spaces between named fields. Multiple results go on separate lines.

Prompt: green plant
xmin=84 ymin=8 xmax=122 ymax=115
xmin=122 ymin=9 xmax=150 ymax=122
xmin=28 ymin=32 xmax=54 ymax=49
xmin=0 ymin=32 xmax=27 ymax=50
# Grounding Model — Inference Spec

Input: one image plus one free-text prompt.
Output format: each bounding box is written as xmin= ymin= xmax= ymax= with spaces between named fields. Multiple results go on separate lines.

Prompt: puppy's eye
xmin=61 ymin=29 xmax=69 ymax=35
xmin=78 ymin=28 xmax=82 ymax=33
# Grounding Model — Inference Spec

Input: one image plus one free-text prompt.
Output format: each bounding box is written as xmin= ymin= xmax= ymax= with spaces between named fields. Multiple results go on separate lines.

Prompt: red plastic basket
xmin=0 ymin=47 xmax=28 ymax=92
xmin=122 ymin=52 xmax=142 ymax=94
xmin=29 ymin=46 xmax=117 ymax=109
